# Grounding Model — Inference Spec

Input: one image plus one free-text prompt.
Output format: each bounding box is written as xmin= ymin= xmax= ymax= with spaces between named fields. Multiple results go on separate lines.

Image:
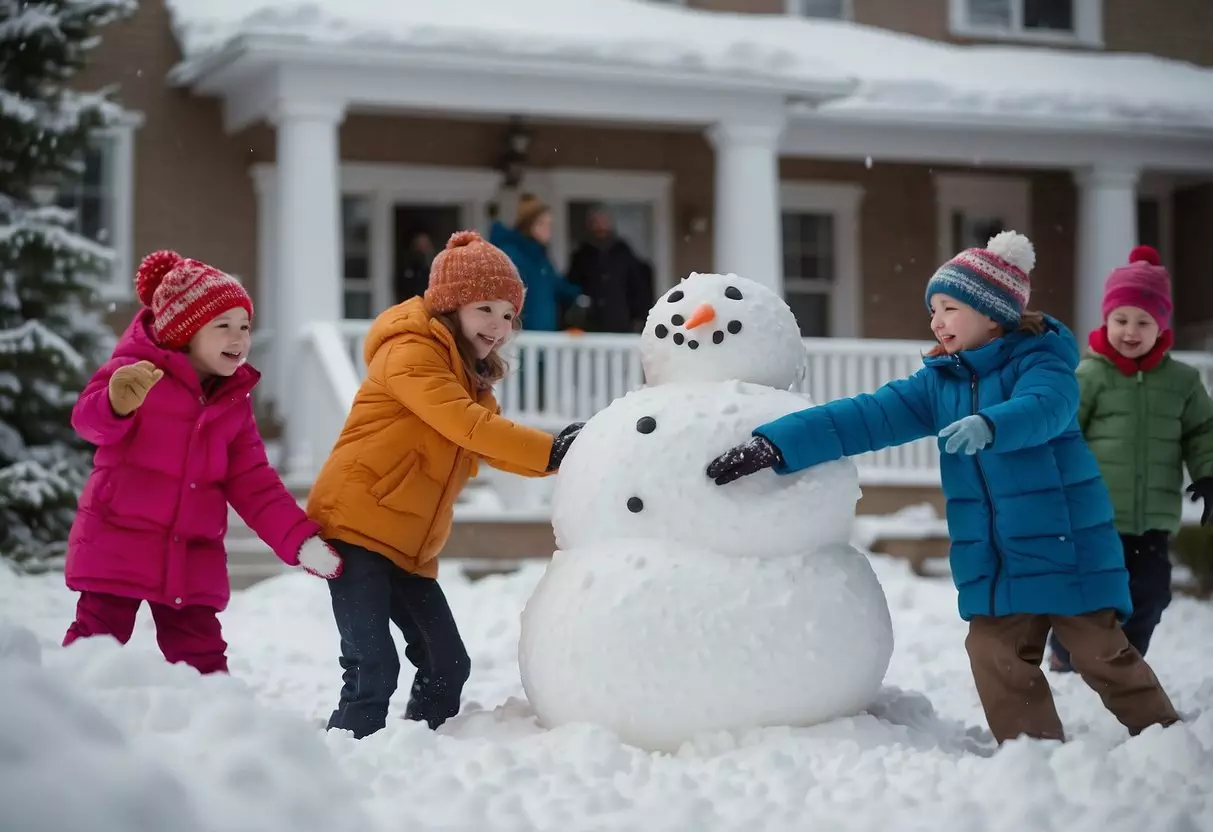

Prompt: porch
xmin=290 ymin=325 xmax=1213 ymax=491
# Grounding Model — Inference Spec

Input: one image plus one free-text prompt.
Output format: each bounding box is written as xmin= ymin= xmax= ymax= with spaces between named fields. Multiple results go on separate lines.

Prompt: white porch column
xmin=270 ymin=97 xmax=345 ymax=478
xmin=706 ymin=118 xmax=786 ymax=294
xmin=250 ymin=167 xmax=280 ymax=417
xmin=1074 ymin=165 xmax=1139 ymax=338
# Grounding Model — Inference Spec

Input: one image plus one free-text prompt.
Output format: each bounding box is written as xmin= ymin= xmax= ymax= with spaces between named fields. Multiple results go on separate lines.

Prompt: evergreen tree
xmin=0 ymin=0 xmax=135 ymax=571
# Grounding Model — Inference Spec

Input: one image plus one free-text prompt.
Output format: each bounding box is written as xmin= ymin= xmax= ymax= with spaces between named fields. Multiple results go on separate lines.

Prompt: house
xmin=71 ymin=0 xmax=1213 ymax=570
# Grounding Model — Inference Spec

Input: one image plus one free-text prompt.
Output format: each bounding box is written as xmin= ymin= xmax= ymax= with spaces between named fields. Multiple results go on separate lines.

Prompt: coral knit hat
xmin=135 ymin=250 xmax=254 ymax=349
xmin=1101 ymin=245 xmax=1173 ymax=329
xmin=424 ymin=230 xmax=525 ymax=314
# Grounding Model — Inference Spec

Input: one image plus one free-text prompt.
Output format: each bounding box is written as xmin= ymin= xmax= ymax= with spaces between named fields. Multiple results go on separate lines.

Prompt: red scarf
xmin=1088 ymin=326 xmax=1173 ymax=376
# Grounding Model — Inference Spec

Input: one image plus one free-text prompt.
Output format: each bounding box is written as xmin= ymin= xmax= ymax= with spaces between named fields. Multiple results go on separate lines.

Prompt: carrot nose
xmin=685 ymin=303 xmax=716 ymax=329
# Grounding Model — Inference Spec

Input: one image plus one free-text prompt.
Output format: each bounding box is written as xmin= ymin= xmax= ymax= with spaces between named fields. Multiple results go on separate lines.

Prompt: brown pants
xmin=966 ymin=610 xmax=1179 ymax=743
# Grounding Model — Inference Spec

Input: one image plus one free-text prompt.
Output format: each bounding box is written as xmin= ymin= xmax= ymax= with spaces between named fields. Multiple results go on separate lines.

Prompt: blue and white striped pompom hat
xmin=924 ymin=231 xmax=1036 ymax=329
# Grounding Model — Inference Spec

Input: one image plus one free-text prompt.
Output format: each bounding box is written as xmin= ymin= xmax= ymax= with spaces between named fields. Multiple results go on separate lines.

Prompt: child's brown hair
xmin=431 ymin=310 xmax=520 ymax=387
xmin=925 ymin=310 xmax=1047 ymax=357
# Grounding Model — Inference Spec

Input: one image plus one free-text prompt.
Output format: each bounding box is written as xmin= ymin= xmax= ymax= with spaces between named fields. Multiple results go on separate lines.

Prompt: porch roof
xmin=166 ymin=0 xmax=1213 ymax=136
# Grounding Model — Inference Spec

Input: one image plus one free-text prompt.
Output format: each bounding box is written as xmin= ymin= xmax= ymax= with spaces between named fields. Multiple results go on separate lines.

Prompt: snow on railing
xmin=281 ymin=322 xmax=361 ymax=487
xmin=295 ymin=321 xmax=1213 ymax=488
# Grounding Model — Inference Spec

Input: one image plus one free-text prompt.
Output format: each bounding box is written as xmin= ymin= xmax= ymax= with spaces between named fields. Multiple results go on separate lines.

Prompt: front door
xmin=393 ymin=204 xmax=463 ymax=305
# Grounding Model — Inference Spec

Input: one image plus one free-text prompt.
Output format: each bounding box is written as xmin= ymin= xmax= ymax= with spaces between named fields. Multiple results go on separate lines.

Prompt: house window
xmin=782 ymin=212 xmax=835 ymax=337
xmin=55 ymin=126 xmax=135 ymax=301
xmin=949 ymin=0 xmax=1101 ymax=46
xmin=341 ymin=195 xmax=373 ymax=319
xmin=779 ymin=182 xmax=864 ymax=338
xmin=933 ymin=174 xmax=1030 ymax=265
xmin=787 ymin=0 xmax=851 ymax=19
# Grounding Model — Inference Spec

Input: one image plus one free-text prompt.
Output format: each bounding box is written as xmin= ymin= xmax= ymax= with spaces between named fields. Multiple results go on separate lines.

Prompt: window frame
xmin=947 ymin=0 xmax=1103 ymax=48
xmin=779 ymin=181 xmax=864 ymax=338
xmin=57 ymin=117 xmax=139 ymax=302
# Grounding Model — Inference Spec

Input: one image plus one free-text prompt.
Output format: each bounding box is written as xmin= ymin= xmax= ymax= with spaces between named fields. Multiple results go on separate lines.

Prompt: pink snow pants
xmin=63 ymin=591 xmax=229 ymax=674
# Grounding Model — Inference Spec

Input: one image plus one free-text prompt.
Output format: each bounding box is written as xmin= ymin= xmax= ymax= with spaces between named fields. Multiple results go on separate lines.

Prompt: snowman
xmin=518 ymin=272 xmax=894 ymax=752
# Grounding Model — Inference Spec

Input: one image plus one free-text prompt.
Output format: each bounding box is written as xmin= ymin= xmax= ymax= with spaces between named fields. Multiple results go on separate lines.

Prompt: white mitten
xmin=297 ymin=537 xmax=343 ymax=579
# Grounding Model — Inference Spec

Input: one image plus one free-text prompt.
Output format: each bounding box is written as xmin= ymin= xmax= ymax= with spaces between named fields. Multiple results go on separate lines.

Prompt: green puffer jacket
xmin=1080 ymin=328 xmax=1213 ymax=535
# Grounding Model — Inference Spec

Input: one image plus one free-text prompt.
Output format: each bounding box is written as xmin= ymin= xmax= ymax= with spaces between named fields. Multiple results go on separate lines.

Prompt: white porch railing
xmin=292 ymin=321 xmax=1213 ymax=489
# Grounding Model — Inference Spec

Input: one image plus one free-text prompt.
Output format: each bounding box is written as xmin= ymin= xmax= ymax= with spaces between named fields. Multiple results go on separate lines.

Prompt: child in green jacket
xmin=1050 ymin=245 xmax=1213 ymax=671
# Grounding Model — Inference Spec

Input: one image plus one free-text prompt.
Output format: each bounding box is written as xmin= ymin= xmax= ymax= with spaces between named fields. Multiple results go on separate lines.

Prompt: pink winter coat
xmin=65 ymin=310 xmax=319 ymax=610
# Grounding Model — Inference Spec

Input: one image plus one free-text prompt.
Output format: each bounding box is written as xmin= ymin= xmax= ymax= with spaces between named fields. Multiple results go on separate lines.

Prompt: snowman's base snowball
xmin=519 ymin=540 xmax=894 ymax=752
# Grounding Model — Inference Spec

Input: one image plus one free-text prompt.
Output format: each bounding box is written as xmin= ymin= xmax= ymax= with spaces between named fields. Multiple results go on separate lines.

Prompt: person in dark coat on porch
xmin=394 ymin=230 xmax=435 ymax=303
xmin=565 ymin=206 xmax=655 ymax=333
xmin=489 ymin=194 xmax=584 ymax=332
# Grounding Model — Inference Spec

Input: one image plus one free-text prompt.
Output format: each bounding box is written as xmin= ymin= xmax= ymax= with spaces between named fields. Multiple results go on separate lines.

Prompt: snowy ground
xmin=2 ymin=553 xmax=1211 ymax=832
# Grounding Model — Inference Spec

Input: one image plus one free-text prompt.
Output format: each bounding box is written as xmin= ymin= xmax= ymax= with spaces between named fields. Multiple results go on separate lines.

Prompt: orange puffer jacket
xmin=307 ymin=298 xmax=553 ymax=576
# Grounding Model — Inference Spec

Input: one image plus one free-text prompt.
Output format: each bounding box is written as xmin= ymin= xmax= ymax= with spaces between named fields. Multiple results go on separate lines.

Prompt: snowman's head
xmin=640 ymin=273 xmax=806 ymax=389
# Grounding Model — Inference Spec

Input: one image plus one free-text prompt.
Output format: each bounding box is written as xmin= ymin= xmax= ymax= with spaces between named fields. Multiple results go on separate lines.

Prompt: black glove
xmin=547 ymin=422 xmax=584 ymax=471
xmin=706 ymin=436 xmax=783 ymax=486
xmin=1187 ymin=478 xmax=1213 ymax=526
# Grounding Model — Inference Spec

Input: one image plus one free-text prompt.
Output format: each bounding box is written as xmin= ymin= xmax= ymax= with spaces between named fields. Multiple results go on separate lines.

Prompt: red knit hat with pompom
xmin=1101 ymin=245 xmax=1172 ymax=329
xmin=423 ymin=230 xmax=525 ymax=314
xmin=135 ymin=250 xmax=254 ymax=349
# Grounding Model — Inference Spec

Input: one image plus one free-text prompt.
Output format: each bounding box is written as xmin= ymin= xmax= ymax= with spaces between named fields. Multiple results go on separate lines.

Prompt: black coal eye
xmin=627 ymin=497 xmax=644 ymax=513
xmin=636 ymin=416 xmax=656 ymax=434
xmin=668 ymin=290 xmax=684 ymax=302
xmin=725 ymin=286 xmax=743 ymax=300
xmin=670 ymin=314 xmax=685 ymax=326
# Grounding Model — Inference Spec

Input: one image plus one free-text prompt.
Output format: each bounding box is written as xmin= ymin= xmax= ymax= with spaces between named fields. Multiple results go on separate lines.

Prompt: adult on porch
xmin=565 ymin=205 xmax=655 ymax=334
xmin=489 ymin=194 xmax=585 ymax=332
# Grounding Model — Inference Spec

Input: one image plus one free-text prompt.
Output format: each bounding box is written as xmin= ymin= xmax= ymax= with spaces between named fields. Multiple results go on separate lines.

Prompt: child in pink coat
xmin=63 ymin=250 xmax=343 ymax=674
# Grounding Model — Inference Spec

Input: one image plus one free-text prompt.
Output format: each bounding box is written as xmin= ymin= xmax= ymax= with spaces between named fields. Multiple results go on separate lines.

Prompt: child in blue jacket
xmin=707 ymin=231 xmax=1179 ymax=744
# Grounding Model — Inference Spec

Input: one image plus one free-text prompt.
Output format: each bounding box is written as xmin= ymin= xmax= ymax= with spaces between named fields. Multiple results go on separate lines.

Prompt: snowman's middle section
xmin=551 ymin=381 xmax=862 ymax=558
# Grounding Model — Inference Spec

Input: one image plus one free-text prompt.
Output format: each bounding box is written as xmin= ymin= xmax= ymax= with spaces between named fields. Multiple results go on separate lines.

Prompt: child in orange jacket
xmin=307 ymin=230 xmax=582 ymax=738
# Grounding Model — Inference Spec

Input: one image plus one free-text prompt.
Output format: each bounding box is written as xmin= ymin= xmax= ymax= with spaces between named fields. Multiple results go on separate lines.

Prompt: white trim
xmin=199 ymin=42 xmax=831 ymax=134
xmin=948 ymin=0 xmax=1103 ymax=48
xmin=81 ymin=121 xmax=138 ymax=302
xmin=527 ymin=169 xmax=675 ymax=293
xmin=786 ymin=0 xmax=853 ymax=20
xmin=782 ymin=110 xmax=1213 ymax=173
xmin=779 ymin=181 xmax=864 ymax=337
xmin=933 ymin=173 xmax=1031 ymax=264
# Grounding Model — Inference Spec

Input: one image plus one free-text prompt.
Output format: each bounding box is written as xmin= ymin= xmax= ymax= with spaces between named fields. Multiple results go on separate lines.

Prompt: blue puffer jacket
xmin=489 ymin=222 xmax=581 ymax=332
xmin=755 ymin=316 xmax=1131 ymax=622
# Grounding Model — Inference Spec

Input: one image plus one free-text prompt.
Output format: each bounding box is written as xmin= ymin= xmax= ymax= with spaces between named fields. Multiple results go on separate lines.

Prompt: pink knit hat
xmin=1101 ymin=245 xmax=1172 ymax=329
xmin=136 ymin=250 xmax=254 ymax=349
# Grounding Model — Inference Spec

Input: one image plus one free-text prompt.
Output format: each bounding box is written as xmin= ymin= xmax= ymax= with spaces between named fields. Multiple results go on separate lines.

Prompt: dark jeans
xmin=1050 ymin=531 xmax=1172 ymax=669
xmin=325 ymin=539 xmax=471 ymax=739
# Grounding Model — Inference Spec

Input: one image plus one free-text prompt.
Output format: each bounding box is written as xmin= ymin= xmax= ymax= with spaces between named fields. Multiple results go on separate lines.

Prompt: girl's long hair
xmin=925 ymin=309 xmax=1047 ymax=357
xmin=429 ymin=308 xmax=521 ymax=387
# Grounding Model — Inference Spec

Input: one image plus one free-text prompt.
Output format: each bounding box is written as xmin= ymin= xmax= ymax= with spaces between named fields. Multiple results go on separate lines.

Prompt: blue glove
xmin=939 ymin=415 xmax=992 ymax=455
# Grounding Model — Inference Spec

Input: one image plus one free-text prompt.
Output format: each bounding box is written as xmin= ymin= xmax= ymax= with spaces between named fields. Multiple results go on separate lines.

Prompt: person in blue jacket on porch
xmin=706 ymin=231 xmax=1179 ymax=746
xmin=489 ymin=193 xmax=585 ymax=332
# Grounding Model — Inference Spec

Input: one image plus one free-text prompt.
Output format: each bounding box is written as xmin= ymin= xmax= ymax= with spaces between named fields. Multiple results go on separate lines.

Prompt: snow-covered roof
xmin=164 ymin=0 xmax=1213 ymax=132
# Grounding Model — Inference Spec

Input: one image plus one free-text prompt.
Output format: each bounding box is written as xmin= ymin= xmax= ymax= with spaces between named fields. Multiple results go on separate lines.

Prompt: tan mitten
xmin=107 ymin=360 xmax=164 ymax=416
